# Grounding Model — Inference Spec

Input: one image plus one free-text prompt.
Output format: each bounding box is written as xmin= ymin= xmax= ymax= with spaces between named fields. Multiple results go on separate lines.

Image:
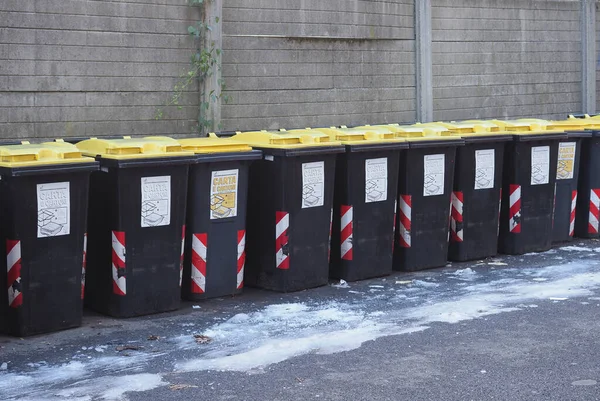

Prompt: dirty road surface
xmin=2 ymin=241 xmax=600 ymax=400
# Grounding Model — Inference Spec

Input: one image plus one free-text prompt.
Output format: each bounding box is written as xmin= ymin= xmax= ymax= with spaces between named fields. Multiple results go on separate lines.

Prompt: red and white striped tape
xmin=589 ymin=189 xmax=600 ymax=234
xmin=509 ymin=184 xmax=522 ymax=233
xmin=6 ymin=240 xmax=22 ymax=308
xmin=398 ymin=195 xmax=411 ymax=248
xmin=450 ymin=191 xmax=464 ymax=242
xmin=237 ymin=230 xmax=246 ymax=290
xmin=570 ymin=190 xmax=577 ymax=237
xmin=81 ymin=233 xmax=87 ymax=300
xmin=191 ymin=233 xmax=207 ymax=294
xmin=179 ymin=226 xmax=185 ymax=288
xmin=340 ymin=205 xmax=353 ymax=260
xmin=275 ymin=211 xmax=290 ymax=269
xmin=111 ymin=231 xmax=126 ymax=296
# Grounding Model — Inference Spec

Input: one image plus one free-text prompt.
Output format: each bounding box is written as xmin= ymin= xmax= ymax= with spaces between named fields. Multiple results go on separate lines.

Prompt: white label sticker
xmin=365 ymin=158 xmax=388 ymax=203
xmin=210 ymin=169 xmax=239 ymax=219
xmin=474 ymin=149 xmax=495 ymax=190
xmin=302 ymin=161 xmax=325 ymax=208
xmin=531 ymin=146 xmax=550 ymax=185
xmin=141 ymin=176 xmax=171 ymax=227
xmin=557 ymin=141 xmax=576 ymax=180
xmin=37 ymin=182 xmax=70 ymax=238
xmin=423 ymin=154 xmax=445 ymax=196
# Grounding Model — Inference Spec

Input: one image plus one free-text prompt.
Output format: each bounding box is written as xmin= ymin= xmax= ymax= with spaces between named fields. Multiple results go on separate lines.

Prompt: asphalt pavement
xmin=2 ymin=240 xmax=600 ymax=400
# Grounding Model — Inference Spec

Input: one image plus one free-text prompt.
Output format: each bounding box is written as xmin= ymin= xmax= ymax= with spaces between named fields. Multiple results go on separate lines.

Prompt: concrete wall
xmin=220 ymin=0 xmax=416 ymax=131
xmin=0 ymin=0 xmax=596 ymax=139
xmin=0 ymin=0 xmax=199 ymax=140
xmin=431 ymin=0 xmax=582 ymax=122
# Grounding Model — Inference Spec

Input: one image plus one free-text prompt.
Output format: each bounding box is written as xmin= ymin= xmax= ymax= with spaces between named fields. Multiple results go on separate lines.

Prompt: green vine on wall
xmin=155 ymin=0 xmax=229 ymax=135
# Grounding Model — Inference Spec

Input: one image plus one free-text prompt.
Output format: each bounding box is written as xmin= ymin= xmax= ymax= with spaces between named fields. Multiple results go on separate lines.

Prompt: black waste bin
xmin=575 ymin=129 xmax=600 ymax=238
xmin=232 ymin=130 xmax=344 ymax=292
xmin=77 ymin=138 xmax=195 ymax=317
xmin=552 ymin=132 xmax=590 ymax=242
xmin=386 ymin=125 xmax=464 ymax=271
xmin=0 ymin=142 xmax=98 ymax=336
xmin=175 ymin=135 xmax=261 ymax=300
xmin=494 ymin=124 xmax=568 ymax=255
xmin=293 ymin=127 xmax=408 ymax=282
xmin=422 ymin=123 xmax=512 ymax=261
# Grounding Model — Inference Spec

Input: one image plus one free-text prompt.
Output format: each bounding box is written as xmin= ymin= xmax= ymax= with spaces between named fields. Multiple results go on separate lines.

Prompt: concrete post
xmin=415 ymin=0 xmax=433 ymax=122
xmin=203 ymin=0 xmax=223 ymax=133
xmin=581 ymin=0 xmax=596 ymax=114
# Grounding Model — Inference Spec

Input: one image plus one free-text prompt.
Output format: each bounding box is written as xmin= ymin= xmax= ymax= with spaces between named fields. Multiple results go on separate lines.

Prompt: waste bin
xmin=509 ymin=119 xmax=591 ymax=242
xmin=553 ymin=116 xmax=600 ymax=238
xmin=76 ymin=137 xmax=195 ymax=317
xmin=231 ymin=130 xmax=344 ymax=292
xmin=378 ymin=124 xmax=464 ymax=271
xmin=418 ymin=121 xmax=512 ymax=261
xmin=0 ymin=142 xmax=98 ymax=336
xmin=172 ymin=134 xmax=262 ymax=300
xmin=491 ymin=120 xmax=568 ymax=254
xmin=290 ymin=127 xmax=408 ymax=282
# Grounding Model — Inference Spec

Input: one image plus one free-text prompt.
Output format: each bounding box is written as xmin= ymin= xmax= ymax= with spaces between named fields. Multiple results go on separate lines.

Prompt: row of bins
xmin=4 ymin=116 xmax=600 ymax=336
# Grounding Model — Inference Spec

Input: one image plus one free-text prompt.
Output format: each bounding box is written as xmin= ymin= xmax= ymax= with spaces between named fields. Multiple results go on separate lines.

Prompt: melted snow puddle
xmin=3 ymin=260 xmax=600 ymax=400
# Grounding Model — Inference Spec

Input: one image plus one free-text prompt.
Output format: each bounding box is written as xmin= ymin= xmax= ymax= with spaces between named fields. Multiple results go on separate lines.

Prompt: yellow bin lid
xmin=545 ymin=116 xmax=600 ymax=131
xmin=156 ymin=134 xmax=254 ymax=154
xmin=231 ymin=129 xmax=342 ymax=149
xmin=76 ymin=137 xmax=194 ymax=159
xmin=0 ymin=141 xmax=95 ymax=168
xmin=288 ymin=126 xmax=407 ymax=145
xmin=417 ymin=121 xmax=500 ymax=134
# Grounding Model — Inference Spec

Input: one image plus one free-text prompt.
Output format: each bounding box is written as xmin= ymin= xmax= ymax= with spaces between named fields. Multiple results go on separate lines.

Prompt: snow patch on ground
xmin=560 ymin=246 xmax=591 ymax=252
xmin=174 ymin=260 xmax=600 ymax=373
xmin=0 ymin=353 xmax=164 ymax=400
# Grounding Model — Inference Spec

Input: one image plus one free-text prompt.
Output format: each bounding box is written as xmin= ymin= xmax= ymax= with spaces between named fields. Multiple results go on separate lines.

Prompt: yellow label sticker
xmin=557 ymin=142 xmax=576 ymax=180
xmin=210 ymin=169 xmax=239 ymax=219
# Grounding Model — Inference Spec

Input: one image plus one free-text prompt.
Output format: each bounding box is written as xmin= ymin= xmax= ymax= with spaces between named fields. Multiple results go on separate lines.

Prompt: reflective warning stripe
xmin=328 ymin=208 xmax=333 ymax=262
xmin=6 ymin=239 xmax=22 ymax=308
xmin=81 ymin=233 xmax=87 ymax=300
xmin=589 ymin=189 xmax=600 ymax=234
xmin=570 ymin=190 xmax=577 ymax=237
xmin=509 ymin=184 xmax=522 ymax=233
xmin=111 ymin=231 xmax=126 ymax=296
xmin=179 ymin=226 xmax=185 ymax=288
xmin=340 ymin=205 xmax=353 ymax=260
xmin=237 ymin=230 xmax=246 ymax=290
xmin=398 ymin=195 xmax=411 ymax=248
xmin=275 ymin=211 xmax=290 ymax=269
xmin=191 ymin=233 xmax=207 ymax=294
xmin=450 ymin=191 xmax=464 ymax=242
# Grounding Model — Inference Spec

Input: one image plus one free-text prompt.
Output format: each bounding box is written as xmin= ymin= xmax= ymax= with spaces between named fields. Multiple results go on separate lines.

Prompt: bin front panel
xmin=575 ymin=135 xmax=600 ymax=238
xmin=499 ymin=140 xmax=560 ymax=255
xmin=552 ymin=139 xmax=582 ymax=243
xmin=394 ymin=146 xmax=457 ymax=271
xmin=0 ymin=172 xmax=91 ymax=336
xmin=330 ymin=149 xmax=401 ymax=281
xmin=448 ymin=142 xmax=505 ymax=261
xmin=182 ymin=160 xmax=251 ymax=301
xmin=245 ymin=153 xmax=336 ymax=292
xmin=85 ymin=163 xmax=189 ymax=317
